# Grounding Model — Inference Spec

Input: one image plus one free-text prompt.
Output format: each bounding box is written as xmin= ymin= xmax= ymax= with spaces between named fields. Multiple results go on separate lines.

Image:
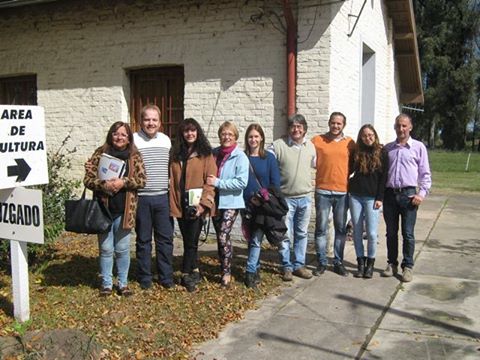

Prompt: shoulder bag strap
xmin=248 ymin=158 xmax=264 ymax=189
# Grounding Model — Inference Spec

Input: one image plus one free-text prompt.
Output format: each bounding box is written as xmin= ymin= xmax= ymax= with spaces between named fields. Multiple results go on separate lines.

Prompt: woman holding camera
xmin=206 ymin=121 xmax=249 ymax=288
xmin=242 ymin=124 xmax=281 ymax=288
xmin=84 ymin=121 xmax=146 ymax=297
xmin=170 ymin=118 xmax=217 ymax=292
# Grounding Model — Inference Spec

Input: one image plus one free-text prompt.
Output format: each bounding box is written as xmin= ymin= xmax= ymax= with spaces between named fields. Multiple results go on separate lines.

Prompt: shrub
xmin=0 ymin=134 xmax=80 ymax=270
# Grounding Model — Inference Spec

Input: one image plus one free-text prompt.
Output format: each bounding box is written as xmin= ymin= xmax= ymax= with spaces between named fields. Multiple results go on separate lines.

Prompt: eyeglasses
xmin=220 ymin=132 xmax=235 ymax=138
xmin=113 ymin=133 xmax=128 ymax=138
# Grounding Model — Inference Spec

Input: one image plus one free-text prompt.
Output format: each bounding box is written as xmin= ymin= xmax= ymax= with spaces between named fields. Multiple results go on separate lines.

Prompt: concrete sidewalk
xmin=193 ymin=193 xmax=480 ymax=359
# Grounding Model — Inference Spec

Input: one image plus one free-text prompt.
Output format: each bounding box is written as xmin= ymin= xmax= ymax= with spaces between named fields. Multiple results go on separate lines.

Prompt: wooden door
xmin=129 ymin=66 xmax=184 ymax=138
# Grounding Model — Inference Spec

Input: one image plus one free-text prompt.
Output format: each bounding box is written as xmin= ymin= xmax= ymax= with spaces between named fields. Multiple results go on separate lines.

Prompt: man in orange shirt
xmin=311 ymin=112 xmax=355 ymax=276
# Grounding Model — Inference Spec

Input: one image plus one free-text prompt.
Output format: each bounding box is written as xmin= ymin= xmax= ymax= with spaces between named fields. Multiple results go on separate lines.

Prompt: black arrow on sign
xmin=7 ymin=158 xmax=31 ymax=182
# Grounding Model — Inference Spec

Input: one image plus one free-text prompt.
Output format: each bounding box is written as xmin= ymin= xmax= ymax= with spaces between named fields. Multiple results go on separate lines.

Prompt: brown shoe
xmin=282 ymin=270 xmax=293 ymax=282
xmin=118 ymin=286 xmax=133 ymax=297
xmin=99 ymin=287 xmax=112 ymax=297
xmin=292 ymin=267 xmax=313 ymax=279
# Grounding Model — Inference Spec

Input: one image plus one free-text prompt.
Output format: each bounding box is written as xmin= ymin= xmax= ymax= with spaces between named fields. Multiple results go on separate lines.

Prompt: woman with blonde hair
xmin=207 ymin=121 xmax=249 ymax=288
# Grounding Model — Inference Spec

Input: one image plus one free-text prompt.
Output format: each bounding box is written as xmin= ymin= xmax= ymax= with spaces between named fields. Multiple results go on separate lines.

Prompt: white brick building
xmin=0 ymin=0 xmax=422 ymax=178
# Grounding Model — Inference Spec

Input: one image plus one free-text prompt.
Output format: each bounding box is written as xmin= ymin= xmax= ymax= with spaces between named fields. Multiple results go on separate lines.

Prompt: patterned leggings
xmin=213 ymin=209 xmax=239 ymax=276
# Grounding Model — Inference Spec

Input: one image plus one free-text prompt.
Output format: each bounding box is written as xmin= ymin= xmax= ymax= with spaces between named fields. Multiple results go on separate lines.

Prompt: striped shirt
xmin=133 ymin=130 xmax=171 ymax=196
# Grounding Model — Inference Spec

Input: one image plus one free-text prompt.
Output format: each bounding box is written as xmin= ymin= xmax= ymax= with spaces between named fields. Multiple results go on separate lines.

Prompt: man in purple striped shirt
xmin=381 ymin=113 xmax=432 ymax=282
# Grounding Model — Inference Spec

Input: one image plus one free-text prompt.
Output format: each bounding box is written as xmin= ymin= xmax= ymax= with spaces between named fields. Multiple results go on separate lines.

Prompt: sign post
xmin=0 ymin=185 xmax=45 ymax=323
xmin=10 ymin=240 xmax=30 ymax=322
xmin=0 ymin=105 xmax=48 ymax=322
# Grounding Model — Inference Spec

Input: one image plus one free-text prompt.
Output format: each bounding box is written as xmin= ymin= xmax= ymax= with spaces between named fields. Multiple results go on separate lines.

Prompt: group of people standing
xmin=274 ymin=112 xmax=431 ymax=285
xmin=83 ymin=104 xmax=431 ymax=296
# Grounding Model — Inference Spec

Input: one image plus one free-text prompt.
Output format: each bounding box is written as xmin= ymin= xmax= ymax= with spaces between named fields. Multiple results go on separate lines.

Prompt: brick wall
xmin=0 ymin=0 xmax=286 ymax=178
xmin=297 ymin=0 xmax=401 ymax=143
xmin=296 ymin=0 xmax=333 ymax=136
xmin=0 ymin=0 xmax=402 ymax=181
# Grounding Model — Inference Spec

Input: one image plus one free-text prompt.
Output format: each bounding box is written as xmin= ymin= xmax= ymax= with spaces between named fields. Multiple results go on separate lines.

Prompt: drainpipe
xmin=283 ymin=0 xmax=296 ymax=117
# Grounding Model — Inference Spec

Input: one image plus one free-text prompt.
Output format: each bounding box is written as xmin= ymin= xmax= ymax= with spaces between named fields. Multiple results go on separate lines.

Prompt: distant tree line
xmin=412 ymin=0 xmax=479 ymax=150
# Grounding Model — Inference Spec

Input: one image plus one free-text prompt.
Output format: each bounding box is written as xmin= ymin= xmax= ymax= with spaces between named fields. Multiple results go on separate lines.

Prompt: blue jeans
xmin=98 ymin=215 xmax=131 ymax=289
xmin=246 ymin=228 xmax=264 ymax=273
xmin=349 ymin=194 xmax=380 ymax=259
xmin=314 ymin=191 xmax=348 ymax=266
xmin=279 ymin=195 xmax=312 ymax=272
xmin=383 ymin=188 xmax=417 ymax=269
xmin=135 ymin=194 xmax=174 ymax=286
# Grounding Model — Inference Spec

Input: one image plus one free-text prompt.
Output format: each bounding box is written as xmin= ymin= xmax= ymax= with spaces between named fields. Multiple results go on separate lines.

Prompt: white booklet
xmin=188 ymin=188 xmax=203 ymax=206
xmin=98 ymin=153 xmax=126 ymax=180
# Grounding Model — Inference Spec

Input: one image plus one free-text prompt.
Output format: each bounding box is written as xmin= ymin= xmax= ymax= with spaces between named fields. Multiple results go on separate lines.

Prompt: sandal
xmin=221 ymin=274 xmax=231 ymax=288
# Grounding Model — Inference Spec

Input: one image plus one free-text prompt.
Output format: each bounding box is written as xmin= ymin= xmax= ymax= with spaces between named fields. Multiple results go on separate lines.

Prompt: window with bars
xmin=0 ymin=75 xmax=37 ymax=105
xmin=129 ymin=66 xmax=184 ymax=138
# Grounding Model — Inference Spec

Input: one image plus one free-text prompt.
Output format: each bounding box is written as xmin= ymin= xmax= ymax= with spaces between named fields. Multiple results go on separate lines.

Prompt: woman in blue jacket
xmin=242 ymin=124 xmax=281 ymax=288
xmin=207 ymin=121 xmax=249 ymax=288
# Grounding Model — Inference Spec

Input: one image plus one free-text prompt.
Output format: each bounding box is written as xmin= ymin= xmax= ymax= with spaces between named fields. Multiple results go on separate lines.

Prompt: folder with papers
xmin=97 ymin=153 xmax=126 ymax=181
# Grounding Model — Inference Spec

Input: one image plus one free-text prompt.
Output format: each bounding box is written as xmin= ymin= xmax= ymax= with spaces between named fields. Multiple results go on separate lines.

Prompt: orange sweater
xmin=311 ymin=134 xmax=355 ymax=192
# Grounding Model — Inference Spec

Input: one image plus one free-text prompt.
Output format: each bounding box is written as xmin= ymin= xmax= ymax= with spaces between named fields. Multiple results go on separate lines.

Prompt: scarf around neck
xmin=109 ymin=147 xmax=130 ymax=160
xmin=216 ymin=143 xmax=236 ymax=176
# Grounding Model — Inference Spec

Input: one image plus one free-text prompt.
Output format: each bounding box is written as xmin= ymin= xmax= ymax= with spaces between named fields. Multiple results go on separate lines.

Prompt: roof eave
xmin=387 ymin=0 xmax=424 ymax=104
xmin=0 ymin=0 xmax=59 ymax=9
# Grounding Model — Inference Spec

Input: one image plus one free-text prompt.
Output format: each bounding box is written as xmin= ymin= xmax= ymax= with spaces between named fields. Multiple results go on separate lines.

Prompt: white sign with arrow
xmin=0 ymin=105 xmax=48 ymax=189
xmin=0 ymin=105 xmax=48 ymax=322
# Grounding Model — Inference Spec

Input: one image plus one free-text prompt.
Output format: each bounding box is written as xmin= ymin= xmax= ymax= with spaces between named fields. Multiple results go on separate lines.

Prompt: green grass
xmin=429 ymin=150 xmax=480 ymax=193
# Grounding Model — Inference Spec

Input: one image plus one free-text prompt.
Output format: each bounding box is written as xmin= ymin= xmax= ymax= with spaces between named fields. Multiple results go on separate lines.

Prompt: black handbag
xmin=65 ymin=188 xmax=113 ymax=234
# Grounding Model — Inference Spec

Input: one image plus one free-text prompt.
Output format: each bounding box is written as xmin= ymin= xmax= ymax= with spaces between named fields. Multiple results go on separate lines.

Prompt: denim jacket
xmin=213 ymin=145 xmax=249 ymax=209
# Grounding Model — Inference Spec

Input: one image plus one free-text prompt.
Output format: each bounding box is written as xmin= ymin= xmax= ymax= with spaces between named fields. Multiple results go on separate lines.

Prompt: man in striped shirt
xmin=133 ymin=104 xmax=174 ymax=289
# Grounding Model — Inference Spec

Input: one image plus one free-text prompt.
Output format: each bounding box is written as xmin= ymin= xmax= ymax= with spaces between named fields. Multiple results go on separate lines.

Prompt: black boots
xmin=354 ymin=257 xmax=366 ymax=278
xmin=364 ymin=258 xmax=375 ymax=279
xmin=181 ymin=271 xmax=202 ymax=292
xmin=354 ymin=257 xmax=375 ymax=278
xmin=244 ymin=272 xmax=257 ymax=289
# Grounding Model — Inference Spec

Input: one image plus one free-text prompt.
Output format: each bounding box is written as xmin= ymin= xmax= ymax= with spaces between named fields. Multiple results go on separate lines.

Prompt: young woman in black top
xmin=348 ymin=124 xmax=388 ymax=278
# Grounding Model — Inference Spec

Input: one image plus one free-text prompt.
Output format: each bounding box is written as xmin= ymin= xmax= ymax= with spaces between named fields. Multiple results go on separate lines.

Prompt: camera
xmin=186 ymin=206 xmax=198 ymax=219
xmin=244 ymin=206 xmax=254 ymax=220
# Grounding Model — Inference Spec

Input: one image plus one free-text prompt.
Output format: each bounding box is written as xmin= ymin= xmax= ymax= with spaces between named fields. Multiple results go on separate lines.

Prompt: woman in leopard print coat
xmin=84 ymin=121 xmax=146 ymax=297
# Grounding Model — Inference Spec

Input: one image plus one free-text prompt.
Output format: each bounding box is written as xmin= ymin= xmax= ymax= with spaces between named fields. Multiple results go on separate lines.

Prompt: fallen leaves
xmin=0 ymin=234 xmax=284 ymax=359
